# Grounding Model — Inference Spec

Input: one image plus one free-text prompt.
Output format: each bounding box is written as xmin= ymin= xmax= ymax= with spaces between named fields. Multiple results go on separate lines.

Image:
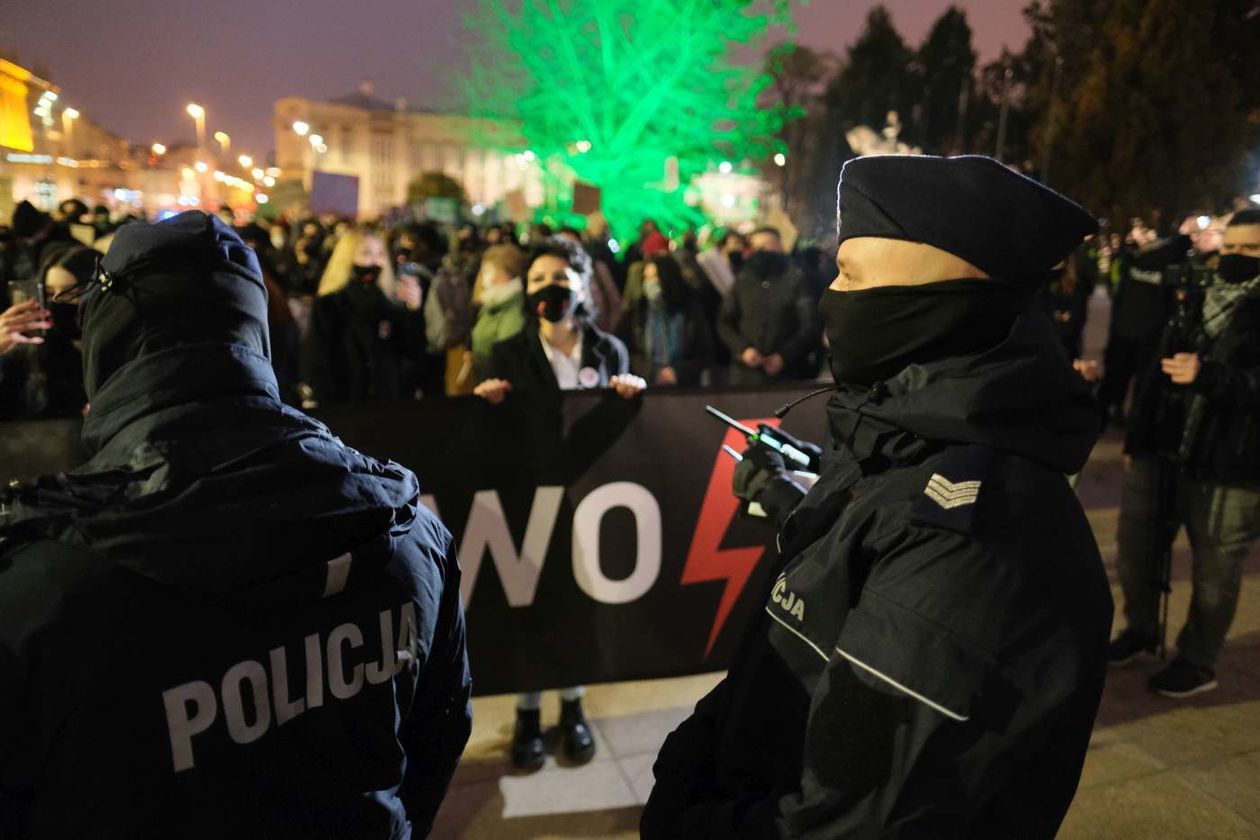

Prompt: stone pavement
xmin=431 ymin=431 xmax=1260 ymax=839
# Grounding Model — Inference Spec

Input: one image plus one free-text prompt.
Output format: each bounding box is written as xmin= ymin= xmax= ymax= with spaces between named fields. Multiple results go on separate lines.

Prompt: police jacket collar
xmin=826 ymin=311 xmax=1099 ymax=475
xmin=82 ymin=343 xmax=279 ymax=457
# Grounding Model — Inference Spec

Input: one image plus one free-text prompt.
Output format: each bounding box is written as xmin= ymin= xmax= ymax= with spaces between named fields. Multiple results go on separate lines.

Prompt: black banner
xmin=2 ymin=385 xmax=828 ymax=695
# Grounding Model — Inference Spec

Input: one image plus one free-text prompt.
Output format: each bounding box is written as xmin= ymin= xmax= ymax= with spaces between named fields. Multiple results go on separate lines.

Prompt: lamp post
xmin=238 ymin=154 xmax=253 ymax=169
xmin=214 ymin=131 xmax=231 ymax=156
xmin=61 ymin=107 xmax=79 ymax=158
xmin=186 ymin=103 xmax=206 ymax=151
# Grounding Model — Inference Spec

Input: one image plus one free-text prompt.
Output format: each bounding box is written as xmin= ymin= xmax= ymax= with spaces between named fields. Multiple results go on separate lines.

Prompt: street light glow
xmin=251 ymin=167 xmax=265 ymax=179
xmin=238 ymin=154 xmax=253 ymax=168
xmin=263 ymin=176 xmax=276 ymax=187
xmin=719 ymin=161 xmax=732 ymax=174
xmin=152 ymin=143 xmax=167 ymax=155
xmin=194 ymin=161 xmax=208 ymax=172
xmin=64 ymin=108 xmax=79 ymax=120
xmin=1251 ymin=194 xmax=1260 ymax=205
xmin=256 ymin=193 xmax=269 ymax=204
xmin=186 ymin=103 xmax=204 ymax=118
xmin=774 ymin=152 xmax=786 ymax=167
xmin=309 ymin=133 xmax=323 ymax=147
xmin=292 ymin=121 xmax=310 ymax=136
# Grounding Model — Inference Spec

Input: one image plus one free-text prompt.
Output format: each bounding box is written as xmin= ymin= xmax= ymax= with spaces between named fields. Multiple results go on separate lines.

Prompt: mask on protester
xmin=351 ymin=264 xmax=380 ymax=285
xmin=1216 ymin=253 xmax=1260 ymax=285
xmin=527 ymin=283 xmax=575 ymax=323
xmin=729 ymin=251 xmax=744 ymax=273
xmin=482 ymin=277 xmax=523 ymax=307
xmin=818 ymin=278 xmax=1028 ymax=386
xmin=49 ymin=302 xmax=82 ymax=340
xmin=745 ymin=250 xmax=789 ymax=277
xmin=643 ymin=280 xmax=663 ymax=305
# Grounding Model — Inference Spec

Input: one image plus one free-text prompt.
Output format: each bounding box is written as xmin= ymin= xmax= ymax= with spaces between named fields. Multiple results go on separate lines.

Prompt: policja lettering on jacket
xmin=163 ymin=601 xmax=419 ymax=773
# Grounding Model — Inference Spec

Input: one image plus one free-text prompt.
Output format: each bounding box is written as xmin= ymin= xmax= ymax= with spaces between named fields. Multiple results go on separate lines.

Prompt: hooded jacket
xmin=0 ymin=212 xmax=470 ymax=839
xmin=643 ymin=311 xmax=1112 ymax=839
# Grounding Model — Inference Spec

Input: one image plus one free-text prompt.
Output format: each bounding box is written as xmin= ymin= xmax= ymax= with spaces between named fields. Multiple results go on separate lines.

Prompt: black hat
xmin=12 ymin=199 xmax=49 ymax=239
xmin=836 ymin=155 xmax=1098 ymax=281
xmin=81 ymin=210 xmax=270 ymax=398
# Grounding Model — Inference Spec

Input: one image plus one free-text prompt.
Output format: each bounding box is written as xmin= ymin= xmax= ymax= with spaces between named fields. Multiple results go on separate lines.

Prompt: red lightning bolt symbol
xmin=681 ymin=417 xmax=781 ymax=658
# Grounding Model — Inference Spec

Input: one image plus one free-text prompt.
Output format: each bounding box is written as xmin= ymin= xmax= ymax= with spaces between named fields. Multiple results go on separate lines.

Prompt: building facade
xmin=273 ymin=82 xmax=544 ymax=219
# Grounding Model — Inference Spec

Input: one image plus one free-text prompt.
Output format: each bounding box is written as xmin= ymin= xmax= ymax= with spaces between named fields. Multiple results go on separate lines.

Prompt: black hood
xmin=2 ymin=345 xmax=422 ymax=606
xmin=81 ymin=210 xmax=269 ymax=400
xmin=826 ymin=310 xmax=1099 ymax=475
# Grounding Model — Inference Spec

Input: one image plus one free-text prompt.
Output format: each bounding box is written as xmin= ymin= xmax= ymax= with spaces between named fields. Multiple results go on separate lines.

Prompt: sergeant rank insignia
xmin=923 ymin=474 xmax=982 ymax=509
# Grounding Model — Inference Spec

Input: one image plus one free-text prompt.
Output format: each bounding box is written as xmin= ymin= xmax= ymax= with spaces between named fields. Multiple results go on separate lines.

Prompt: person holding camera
xmin=1110 ymin=208 xmax=1260 ymax=697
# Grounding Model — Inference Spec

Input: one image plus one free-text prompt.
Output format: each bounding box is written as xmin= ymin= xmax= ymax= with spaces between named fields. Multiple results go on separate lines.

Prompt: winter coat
xmin=469 ymin=287 xmax=526 ymax=382
xmin=717 ymin=258 xmax=814 ymax=381
xmin=301 ymin=282 xmax=414 ymax=405
xmin=643 ymin=311 xmax=1112 ymax=839
xmin=1127 ymin=289 xmax=1260 ymax=487
xmin=0 ymin=343 xmax=471 ymax=839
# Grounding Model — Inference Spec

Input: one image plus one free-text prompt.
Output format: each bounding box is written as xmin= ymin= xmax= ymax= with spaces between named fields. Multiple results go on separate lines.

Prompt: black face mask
xmin=351 ymin=264 xmax=380 ymax=285
xmin=818 ymin=279 xmax=1029 ymax=387
xmin=746 ymin=250 xmax=788 ymax=277
xmin=527 ymin=283 xmax=575 ymax=323
xmin=50 ymin=301 xmax=81 ymax=340
xmin=1217 ymin=253 xmax=1260 ymax=285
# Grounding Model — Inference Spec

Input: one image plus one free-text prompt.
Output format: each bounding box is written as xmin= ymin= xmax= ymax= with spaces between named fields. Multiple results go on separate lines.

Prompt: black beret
xmin=837 ymin=155 xmax=1098 ymax=280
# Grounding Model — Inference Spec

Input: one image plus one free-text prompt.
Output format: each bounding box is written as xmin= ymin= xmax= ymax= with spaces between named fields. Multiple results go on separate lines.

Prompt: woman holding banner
xmin=474 ymin=236 xmax=645 ymax=770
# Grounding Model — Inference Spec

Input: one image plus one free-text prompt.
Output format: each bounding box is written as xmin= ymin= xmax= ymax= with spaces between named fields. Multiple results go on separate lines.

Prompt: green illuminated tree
xmin=462 ymin=0 xmax=793 ymax=237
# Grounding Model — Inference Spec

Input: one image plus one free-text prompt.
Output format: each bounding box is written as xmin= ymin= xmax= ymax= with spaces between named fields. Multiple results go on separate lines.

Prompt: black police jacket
xmin=643 ymin=312 xmax=1113 ymax=839
xmin=0 ymin=344 xmax=471 ymax=839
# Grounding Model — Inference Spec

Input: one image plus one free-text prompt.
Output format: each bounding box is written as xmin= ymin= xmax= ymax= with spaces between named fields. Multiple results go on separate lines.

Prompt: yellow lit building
xmin=273 ymin=82 xmax=544 ymax=219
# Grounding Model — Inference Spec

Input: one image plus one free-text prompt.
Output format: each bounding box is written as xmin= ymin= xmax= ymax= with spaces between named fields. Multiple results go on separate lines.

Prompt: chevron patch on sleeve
xmin=924 ymin=474 xmax=982 ymax=509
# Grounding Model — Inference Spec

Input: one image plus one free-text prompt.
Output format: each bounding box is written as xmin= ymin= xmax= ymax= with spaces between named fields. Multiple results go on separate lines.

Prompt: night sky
xmin=3 ymin=0 xmax=1028 ymax=160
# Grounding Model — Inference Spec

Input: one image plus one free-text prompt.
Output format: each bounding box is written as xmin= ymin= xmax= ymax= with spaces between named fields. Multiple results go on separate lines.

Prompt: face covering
xmin=351 ymin=264 xmax=380 ymax=285
xmin=482 ymin=277 xmax=523 ymax=307
xmin=1217 ymin=253 xmax=1260 ymax=285
xmin=643 ymin=280 xmax=663 ymax=305
xmin=527 ymin=283 xmax=575 ymax=323
xmin=818 ymin=278 xmax=1028 ymax=386
xmin=746 ymin=250 xmax=789 ymax=277
xmin=50 ymin=301 xmax=81 ymax=340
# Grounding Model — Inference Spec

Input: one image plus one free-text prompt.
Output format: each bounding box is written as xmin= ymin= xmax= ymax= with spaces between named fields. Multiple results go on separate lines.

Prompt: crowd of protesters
xmin=0 ymin=199 xmax=846 ymax=420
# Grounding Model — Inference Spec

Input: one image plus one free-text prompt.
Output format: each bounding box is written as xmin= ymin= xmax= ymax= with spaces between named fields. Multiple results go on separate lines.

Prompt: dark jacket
xmin=486 ymin=321 xmax=640 ymax=483
xmin=0 ymin=345 xmax=471 ymax=839
xmin=1126 ymin=289 xmax=1260 ymax=486
xmin=302 ymin=283 xmax=413 ymax=405
xmin=643 ymin=311 xmax=1112 ymax=839
xmin=718 ymin=256 xmax=813 ymax=380
xmin=620 ymin=298 xmax=715 ymax=386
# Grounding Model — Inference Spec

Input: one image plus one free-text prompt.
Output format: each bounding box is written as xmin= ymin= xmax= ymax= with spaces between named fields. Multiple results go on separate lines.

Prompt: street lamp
xmin=292 ymin=121 xmax=310 ymax=137
xmin=773 ymin=152 xmax=786 ymax=167
xmin=61 ymin=107 xmax=79 ymax=158
xmin=238 ymin=154 xmax=253 ymax=169
xmin=194 ymin=161 xmax=208 ymax=173
xmin=251 ymin=167 xmax=264 ymax=180
xmin=186 ymin=103 xmax=206 ymax=149
xmin=214 ymin=131 xmax=230 ymax=155
xmin=152 ymin=143 xmax=167 ymax=156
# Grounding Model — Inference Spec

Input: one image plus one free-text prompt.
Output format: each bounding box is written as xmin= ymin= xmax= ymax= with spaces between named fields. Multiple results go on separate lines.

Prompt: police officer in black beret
xmin=0 ymin=211 xmax=471 ymax=838
xmin=643 ymin=156 xmax=1113 ymax=838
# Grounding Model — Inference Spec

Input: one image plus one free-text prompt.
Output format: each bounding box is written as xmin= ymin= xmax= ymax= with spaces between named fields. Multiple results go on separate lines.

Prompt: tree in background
xmin=407 ymin=172 xmax=468 ymax=207
xmin=1018 ymin=0 xmax=1260 ymax=227
xmin=763 ymin=42 xmax=841 ymax=238
xmin=915 ymin=7 xmax=978 ymax=154
xmin=461 ymin=0 xmax=793 ymax=238
xmin=823 ymin=6 xmax=917 ymax=145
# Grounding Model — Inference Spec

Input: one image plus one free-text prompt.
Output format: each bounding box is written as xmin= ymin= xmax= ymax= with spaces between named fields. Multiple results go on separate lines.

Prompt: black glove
xmin=732 ymin=441 xmax=787 ymax=503
xmin=757 ymin=423 xmax=823 ymax=473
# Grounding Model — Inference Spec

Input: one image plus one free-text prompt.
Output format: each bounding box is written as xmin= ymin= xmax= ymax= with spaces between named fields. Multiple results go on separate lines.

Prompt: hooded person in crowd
xmin=0 ymin=211 xmax=471 ymax=838
xmin=643 ymin=155 xmax=1112 ymax=839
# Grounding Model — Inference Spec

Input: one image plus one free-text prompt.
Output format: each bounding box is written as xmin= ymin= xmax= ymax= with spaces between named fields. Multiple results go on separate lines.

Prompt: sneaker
xmin=559 ymin=698 xmax=596 ymax=764
xmin=1107 ymin=629 xmax=1158 ymax=667
xmin=511 ymin=708 xmax=546 ymax=771
xmin=1149 ymin=658 xmax=1218 ymax=698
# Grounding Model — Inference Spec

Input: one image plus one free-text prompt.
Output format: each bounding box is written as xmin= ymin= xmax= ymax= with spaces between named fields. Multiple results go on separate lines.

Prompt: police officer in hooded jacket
xmin=643 ymin=156 xmax=1113 ymax=839
xmin=0 ymin=212 xmax=471 ymax=839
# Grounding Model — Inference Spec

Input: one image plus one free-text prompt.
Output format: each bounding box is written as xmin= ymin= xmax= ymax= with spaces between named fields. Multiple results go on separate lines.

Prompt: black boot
xmin=559 ymin=698 xmax=596 ymax=764
xmin=511 ymin=707 xmax=545 ymax=771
